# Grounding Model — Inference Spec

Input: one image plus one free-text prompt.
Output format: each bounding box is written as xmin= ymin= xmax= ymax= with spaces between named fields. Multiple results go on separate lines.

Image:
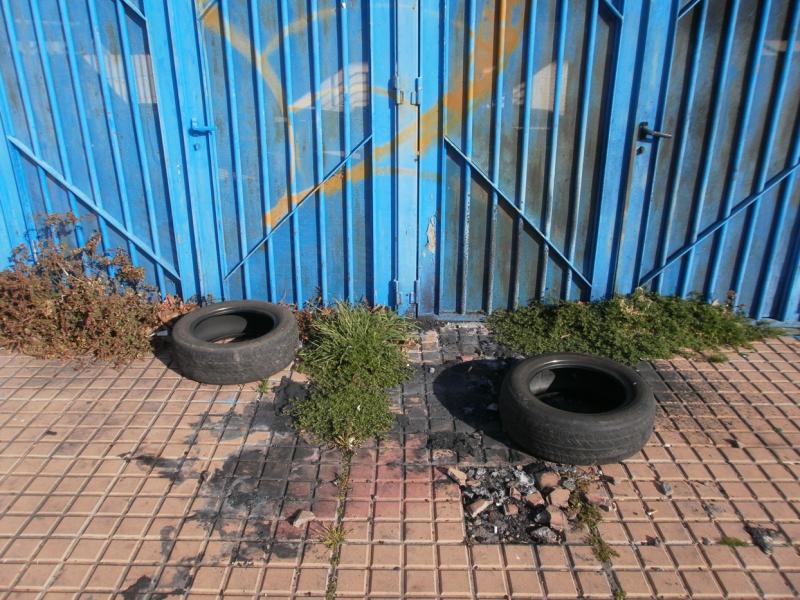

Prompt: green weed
xmin=570 ymin=481 xmax=618 ymax=564
xmin=256 ymin=378 xmax=271 ymax=395
xmin=719 ymin=536 xmax=748 ymax=547
xmin=488 ymin=289 xmax=778 ymax=365
xmin=291 ymin=302 xmax=415 ymax=450
xmin=319 ymin=523 xmax=347 ymax=551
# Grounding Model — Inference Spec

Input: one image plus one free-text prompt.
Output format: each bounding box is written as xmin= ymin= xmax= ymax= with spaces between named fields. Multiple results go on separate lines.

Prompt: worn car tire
xmin=171 ymin=301 xmax=299 ymax=384
xmin=499 ymin=353 xmax=654 ymax=465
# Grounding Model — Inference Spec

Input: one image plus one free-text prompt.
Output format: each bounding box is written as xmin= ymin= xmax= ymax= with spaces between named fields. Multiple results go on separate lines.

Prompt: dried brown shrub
xmin=0 ymin=214 xmax=161 ymax=365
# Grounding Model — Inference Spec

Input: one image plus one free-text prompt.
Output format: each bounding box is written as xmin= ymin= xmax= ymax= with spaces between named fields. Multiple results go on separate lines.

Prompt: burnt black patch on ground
xmin=121 ymin=453 xmax=198 ymax=483
xmin=192 ymin=397 xmax=295 ymax=442
xmin=273 ymin=375 xmax=308 ymax=412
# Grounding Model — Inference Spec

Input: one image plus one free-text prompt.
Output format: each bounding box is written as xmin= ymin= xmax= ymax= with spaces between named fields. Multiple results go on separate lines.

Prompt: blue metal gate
xmin=1 ymin=0 xmax=799 ymax=322
xmin=418 ymin=0 xmax=800 ymax=321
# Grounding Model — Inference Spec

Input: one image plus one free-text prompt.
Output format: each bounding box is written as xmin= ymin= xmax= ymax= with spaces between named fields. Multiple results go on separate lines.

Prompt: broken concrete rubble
xmin=547 ymin=487 xmax=571 ymax=509
xmin=457 ymin=463 xmax=605 ymax=546
xmin=535 ymin=470 xmax=561 ymax=489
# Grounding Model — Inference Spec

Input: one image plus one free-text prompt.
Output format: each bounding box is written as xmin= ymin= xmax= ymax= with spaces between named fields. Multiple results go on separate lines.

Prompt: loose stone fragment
xmin=468 ymin=498 xmax=492 ymax=518
xmin=547 ymin=487 xmax=571 ymax=509
xmin=536 ymin=471 xmax=561 ymax=489
xmin=446 ymin=467 xmax=468 ymax=486
xmin=290 ymin=510 xmax=315 ymax=528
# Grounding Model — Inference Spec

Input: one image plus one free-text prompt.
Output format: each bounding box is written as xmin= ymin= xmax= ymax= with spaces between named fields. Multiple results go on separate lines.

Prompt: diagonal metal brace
xmin=443 ymin=136 xmax=592 ymax=289
xmin=7 ymin=135 xmax=180 ymax=279
xmin=224 ymin=134 xmax=373 ymax=280
xmin=638 ymin=157 xmax=800 ymax=287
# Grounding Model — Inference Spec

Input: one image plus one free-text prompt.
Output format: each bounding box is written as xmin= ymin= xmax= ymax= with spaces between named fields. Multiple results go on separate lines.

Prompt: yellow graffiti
xmin=199 ymin=0 xmax=526 ymax=230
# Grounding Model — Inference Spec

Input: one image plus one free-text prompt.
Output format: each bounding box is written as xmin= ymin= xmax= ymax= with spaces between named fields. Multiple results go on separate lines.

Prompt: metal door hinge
xmin=392 ymin=76 xmax=422 ymax=106
xmin=391 ymin=279 xmax=418 ymax=306
xmin=411 ymin=77 xmax=422 ymax=106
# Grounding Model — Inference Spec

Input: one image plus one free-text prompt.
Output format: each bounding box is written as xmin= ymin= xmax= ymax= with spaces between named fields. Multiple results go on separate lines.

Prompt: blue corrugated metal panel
xmin=0 ymin=0 xmax=798 ymax=322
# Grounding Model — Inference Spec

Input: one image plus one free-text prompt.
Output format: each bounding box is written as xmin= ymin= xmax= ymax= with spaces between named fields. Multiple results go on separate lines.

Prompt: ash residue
xmin=454 ymin=463 xmax=593 ymax=545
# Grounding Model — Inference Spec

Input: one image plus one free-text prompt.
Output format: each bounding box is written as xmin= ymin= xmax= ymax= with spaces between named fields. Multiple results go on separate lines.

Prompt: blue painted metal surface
xmin=0 ymin=0 xmax=798 ymax=323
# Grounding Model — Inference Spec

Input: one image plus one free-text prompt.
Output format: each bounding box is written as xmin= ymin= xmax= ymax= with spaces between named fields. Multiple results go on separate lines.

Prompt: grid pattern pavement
xmin=0 ymin=327 xmax=798 ymax=598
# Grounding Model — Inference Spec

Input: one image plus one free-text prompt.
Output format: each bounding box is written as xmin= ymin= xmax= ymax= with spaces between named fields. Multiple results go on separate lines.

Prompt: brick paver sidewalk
xmin=0 ymin=326 xmax=797 ymax=598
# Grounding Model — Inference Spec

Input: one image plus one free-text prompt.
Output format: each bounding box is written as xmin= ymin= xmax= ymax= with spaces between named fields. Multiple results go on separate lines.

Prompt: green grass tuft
xmin=487 ymin=289 xmax=778 ymax=365
xmin=290 ymin=302 xmax=415 ymax=450
xmin=719 ymin=536 xmax=748 ymax=547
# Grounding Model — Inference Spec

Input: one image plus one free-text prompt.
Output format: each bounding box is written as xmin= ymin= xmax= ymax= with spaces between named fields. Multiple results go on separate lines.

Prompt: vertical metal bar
xmin=338 ymin=0 xmax=354 ymax=302
xmin=196 ymin=5 xmax=230 ymax=299
xmin=248 ymin=0 xmax=276 ymax=301
xmin=57 ymin=0 xmax=111 ymax=254
xmin=595 ymin=0 xmax=656 ymax=298
xmin=0 ymin=81 xmax=31 ymax=257
xmin=564 ymin=0 xmax=598 ymax=299
xmin=484 ymin=0 xmax=506 ymax=313
xmin=307 ymin=0 xmax=328 ymax=303
xmin=778 ymin=185 xmax=800 ymax=322
xmin=220 ymin=0 xmax=250 ymax=298
xmin=434 ymin=0 xmax=451 ymax=313
xmin=85 ymin=0 xmax=138 ymax=262
xmin=539 ymin=0 xmax=568 ymax=300
xmin=511 ymin=0 xmax=537 ymax=308
xmin=278 ymin=0 xmax=303 ymax=304
xmin=706 ymin=0 xmax=771 ymax=298
xmin=29 ymin=0 xmax=85 ymax=247
xmin=731 ymin=0 xmax=800 ymax=300
xmin=393 ymin=0 xmax=421 ymax=314
xmin=755 ymin=108 xmax=800 ymax=318
xmin=677 ymin=0 xmax=739 ymax=297
xmin=458 ymin=0 xmax=477 ymax=314
xmin=114 ymin=0 xmax=165 ymax=291
xmin=0 ymin=0 xmax=56 ymax=224
xmin=652 ymin=0 xmax=707 ymax=294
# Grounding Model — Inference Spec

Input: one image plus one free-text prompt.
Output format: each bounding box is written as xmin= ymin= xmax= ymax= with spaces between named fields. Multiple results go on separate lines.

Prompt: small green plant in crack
xmin=256 ymin=377 xmax=271 ymax=395
xmin=719 ymin=536 xmax=748 ymax=547
xmin=569 ymin=481 xmax=618 ymax=564
xmin=319 ymin=523 xmax=347 ymax=551
xmin=613 ymin=589 xmax=628 ymax=600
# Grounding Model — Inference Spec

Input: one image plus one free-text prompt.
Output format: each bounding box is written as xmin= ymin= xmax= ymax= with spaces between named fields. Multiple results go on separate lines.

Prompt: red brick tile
xmin=405 ymin=544 xmax=435 ymax=568
xmin=405 ymin=568 xmax=436 ymax=595
xmin=439 ymin=569 xmax=472 ymax=597
xmin=438 ymin=544 xmax=470 ymax=568
xmin=542 ymin=570 xmax=577 ymax=598
xmin=751 ymin=570 xmax=796 ymax=598
xmin=474 ymin=568 xmax=507 ymax=597
xmin=261 ymin=568 xmax=294 ymax=594
xmin=647 ymin=570 xmax=687 ymax=598
xmin=295 ymin=568 xmax=327 ymax=595
xmin=336 ymin=568 xmax=367 ymax=596
xmin=371 ymin=544 xmax=401 ymax=568
xmin=681 ymin=570 xmax=723 ymax=597
xmin=369 ymin=568 xmax=401 ymax=595
xmin=577 ymin=571 xmax=611 ymax=598
xmin=716 ymin=570 xmax=759 ymax=598
xmin=338 ymin=544 xmax=368 ymax=568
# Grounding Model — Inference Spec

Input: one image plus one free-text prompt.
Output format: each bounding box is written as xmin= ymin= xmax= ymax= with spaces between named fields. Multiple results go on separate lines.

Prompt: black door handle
xmin=638 ymin=121 xmax=672 ymax=140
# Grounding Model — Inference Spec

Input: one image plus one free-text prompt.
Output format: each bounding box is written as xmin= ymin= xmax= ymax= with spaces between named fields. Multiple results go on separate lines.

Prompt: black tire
xmin=171 ymin=301 xmax=299 ymax=384
xmin=499 ymin=353 xmax=654 ymax=465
